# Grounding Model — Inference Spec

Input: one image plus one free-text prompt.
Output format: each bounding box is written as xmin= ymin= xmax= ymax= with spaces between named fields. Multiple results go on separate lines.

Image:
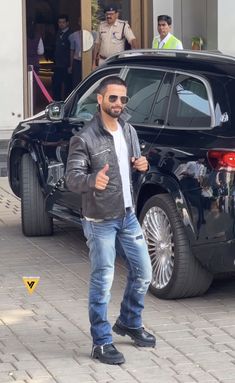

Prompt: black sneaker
xmin=91 ymin=343 xmax=125 ymax=365
xmin=113 ymin=319 xmax=156 ymax=347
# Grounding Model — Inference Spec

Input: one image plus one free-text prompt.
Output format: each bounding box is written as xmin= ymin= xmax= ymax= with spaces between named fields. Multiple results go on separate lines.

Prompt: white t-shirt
xmin=110 ymin=122 xmax=132 ymax=208
xmin=37 ymin=38 xmax=44 ymax=55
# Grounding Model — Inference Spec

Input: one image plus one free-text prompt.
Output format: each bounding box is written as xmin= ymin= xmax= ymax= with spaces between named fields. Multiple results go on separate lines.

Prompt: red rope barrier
xmin=33 ymin=69 xmax=53 ymax=103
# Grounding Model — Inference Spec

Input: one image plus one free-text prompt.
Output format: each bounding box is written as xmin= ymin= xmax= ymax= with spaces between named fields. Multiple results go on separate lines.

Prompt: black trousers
xmin=52 ymin=67 xmax=72 ymax=101
xmin=72 ymin=59 xmax=82 ymax=89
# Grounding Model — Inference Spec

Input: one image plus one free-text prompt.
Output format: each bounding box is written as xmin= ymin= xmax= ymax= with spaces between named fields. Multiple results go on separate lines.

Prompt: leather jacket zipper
xmin=92 ymin=149 xmax=111 ymax=156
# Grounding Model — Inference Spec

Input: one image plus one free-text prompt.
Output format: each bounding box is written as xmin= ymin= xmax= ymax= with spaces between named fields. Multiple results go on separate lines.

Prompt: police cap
xmin=104 ymin=4 xmax=118 ymax=13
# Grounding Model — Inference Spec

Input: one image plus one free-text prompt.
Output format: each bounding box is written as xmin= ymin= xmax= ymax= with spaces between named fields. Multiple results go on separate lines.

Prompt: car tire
xmin=20 ymin=153 xmax=53 ymax=236
xmin=139 ymin=194 xmax=212 ymax=299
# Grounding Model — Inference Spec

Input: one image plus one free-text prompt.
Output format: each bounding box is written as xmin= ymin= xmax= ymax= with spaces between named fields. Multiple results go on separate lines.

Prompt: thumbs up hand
xmin=95 ymin=164 xmax=109 ymax=190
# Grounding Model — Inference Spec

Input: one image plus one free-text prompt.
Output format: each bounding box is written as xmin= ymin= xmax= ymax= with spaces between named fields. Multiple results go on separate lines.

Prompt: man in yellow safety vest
xmin=152 ymin=15 xmax=183 ymax=50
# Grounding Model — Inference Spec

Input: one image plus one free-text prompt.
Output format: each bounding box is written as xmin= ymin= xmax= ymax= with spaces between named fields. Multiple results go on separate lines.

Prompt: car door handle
xmin=153 ymin=119 xmax=164 ymax=125
xmin=139 ymin=140 xmax=146 ymax=150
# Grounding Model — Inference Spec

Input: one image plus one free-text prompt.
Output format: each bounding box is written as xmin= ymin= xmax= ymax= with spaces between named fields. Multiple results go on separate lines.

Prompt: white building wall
xmin=181 ymin=0 xmax=207 ymax=49
xmin=206 ymin=0 xmax=218 ymax=50
xmin=0 ymin=1 xmax=24 ymax=139
xmin=218 ymin=0 xmax=235 ymax=53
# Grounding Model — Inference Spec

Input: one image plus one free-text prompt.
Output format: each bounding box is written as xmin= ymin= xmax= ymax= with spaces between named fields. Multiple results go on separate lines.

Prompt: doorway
xmin=25 ymin=0 xmax=81 ymax=114
xmin=24 ymin=0 xmax=145 ymax=116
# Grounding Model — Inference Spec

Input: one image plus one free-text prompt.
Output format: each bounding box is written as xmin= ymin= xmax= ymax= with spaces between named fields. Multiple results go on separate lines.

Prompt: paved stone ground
xmin=0 ymin=141 xmax=8 ymax=177
xmin=1 ymin=177 xmax=235 ymax=383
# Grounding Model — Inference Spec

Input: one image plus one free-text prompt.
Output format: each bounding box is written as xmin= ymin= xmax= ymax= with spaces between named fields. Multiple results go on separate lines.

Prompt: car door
xmin=120 ymin=67 xmax=171 ymax=197
xmin=123 ymin=67 xmax=169 ymax=152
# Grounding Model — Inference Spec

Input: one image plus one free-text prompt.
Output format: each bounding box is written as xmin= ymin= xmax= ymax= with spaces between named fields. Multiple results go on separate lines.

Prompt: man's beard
xmin=102 ymin=105 xmax=123 ymax=118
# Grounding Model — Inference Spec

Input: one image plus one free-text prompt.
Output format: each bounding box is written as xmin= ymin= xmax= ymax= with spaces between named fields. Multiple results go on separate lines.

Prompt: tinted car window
xmin=167 ymin=74 xmax=212 ymax=128
xmin=124 ymin=68 xmax=165 ymax=124
xmin=149 ymin=73 xmax=173 ymax=125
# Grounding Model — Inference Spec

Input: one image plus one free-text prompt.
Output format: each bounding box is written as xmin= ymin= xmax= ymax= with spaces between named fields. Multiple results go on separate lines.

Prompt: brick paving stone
xmin=11 ymin=369 xmax=30 ymax=380
xmin=0 ymin=362 xmax=16 ymax=373
xmin=207 ymin=334 xmax=235 ymax=345
xmin=56 ymin=375 xmax=96 ymax=383
xmin=190 ymin=370 xmax=223 ymax=382
xmin=0 ymin=371 xmax=15 ymax=382
xmin=171 ymin=363 xmax=205 ymax=375
xmin=13 ymin=352 xmax=36 ymax=361
xmin=25 ymin=368 xmax=53 ymax=379
xmin=0 ymin=354 xmax=17 ymax=363
xmin=199 ymin=360 xmax=235 ymax=372
xmin=209 ymin=369 xmax=235 ymax=380
xmin=128 ymin=365 xmax=175 ymax=379
xmin=189 ymin=350 xmax=233 ymax=364
xmin=212 ymin=344 xmax=235 ymax=354
xmin=173 ymin=375 xmax=197 ymax=383
xmin=42 ymin=359 xmax=92 ymax=376
xmin=90 ymin=371 xmax=118 ymax=382
xmin=27 ymin=380 xmax=57 ymax=383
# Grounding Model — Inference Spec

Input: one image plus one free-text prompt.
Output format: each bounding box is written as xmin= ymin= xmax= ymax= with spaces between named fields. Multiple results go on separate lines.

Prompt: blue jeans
xmin=82 ymin=209 xmax=152 ymax=345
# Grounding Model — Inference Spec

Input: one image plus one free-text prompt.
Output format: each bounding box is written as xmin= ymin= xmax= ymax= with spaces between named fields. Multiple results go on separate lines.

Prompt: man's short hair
xmin=58 ymin=14 xmax=69 ymax=22
xmin=97 ymin=76 xmax=127 ymax=95
xmin=158 ymin=15 xmax=172 ymax=25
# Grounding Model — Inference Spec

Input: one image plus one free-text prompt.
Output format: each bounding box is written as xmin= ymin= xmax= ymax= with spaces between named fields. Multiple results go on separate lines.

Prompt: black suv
xmin=8 ymin=50 xmax=235 ymax=299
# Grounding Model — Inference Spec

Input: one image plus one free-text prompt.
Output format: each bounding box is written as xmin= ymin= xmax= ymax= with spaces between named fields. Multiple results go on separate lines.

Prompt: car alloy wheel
xmin=142 ymin=205 xmax=174 ymax=289
xmin=139 ymin=194 xmax=213 ymax=299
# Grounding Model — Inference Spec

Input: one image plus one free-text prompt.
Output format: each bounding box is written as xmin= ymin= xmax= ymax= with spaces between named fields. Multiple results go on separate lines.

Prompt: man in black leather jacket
xmin=65 ymin=76 xmax=156 ymax=365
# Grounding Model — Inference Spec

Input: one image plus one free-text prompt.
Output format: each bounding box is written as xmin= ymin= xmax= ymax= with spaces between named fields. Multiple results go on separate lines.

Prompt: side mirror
xmin=45 ymin=102 xmax=65 ymax=121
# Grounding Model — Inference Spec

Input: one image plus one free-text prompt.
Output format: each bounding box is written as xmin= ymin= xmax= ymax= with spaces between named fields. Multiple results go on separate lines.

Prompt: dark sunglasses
xmin=108 ymin=95 xmax=129 ymax=104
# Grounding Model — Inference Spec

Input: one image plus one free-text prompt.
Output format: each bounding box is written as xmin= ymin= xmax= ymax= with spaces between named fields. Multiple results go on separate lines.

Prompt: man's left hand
xmin=132 ymin=156 xmax=148 ymax=172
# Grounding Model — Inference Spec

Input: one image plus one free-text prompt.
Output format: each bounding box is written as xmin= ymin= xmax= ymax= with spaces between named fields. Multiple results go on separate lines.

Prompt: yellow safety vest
xmin=152 ymin=35 xmax=181 ymax=49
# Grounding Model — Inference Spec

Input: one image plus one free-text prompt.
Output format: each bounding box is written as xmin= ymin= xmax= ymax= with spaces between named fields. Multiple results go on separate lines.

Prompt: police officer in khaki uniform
xmin=92 ymin=4 xmax=137 ymax=69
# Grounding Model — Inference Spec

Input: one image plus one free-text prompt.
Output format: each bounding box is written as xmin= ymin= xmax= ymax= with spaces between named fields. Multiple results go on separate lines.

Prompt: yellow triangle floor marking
xmin=22 ymin=277 xmax=40 ymax=294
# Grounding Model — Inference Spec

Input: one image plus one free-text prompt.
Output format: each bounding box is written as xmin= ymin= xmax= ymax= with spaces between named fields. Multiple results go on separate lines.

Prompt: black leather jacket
xmin=65 ymin=112 xmax=141 ymax=219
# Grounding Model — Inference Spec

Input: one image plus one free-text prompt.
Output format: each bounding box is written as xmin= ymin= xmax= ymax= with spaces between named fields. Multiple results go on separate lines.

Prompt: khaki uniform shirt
xmin=95 ymin=19 xmax=135 ymax=59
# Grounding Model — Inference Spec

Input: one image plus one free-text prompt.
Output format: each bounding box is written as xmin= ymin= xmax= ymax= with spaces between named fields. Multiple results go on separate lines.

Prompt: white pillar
xmin=0 ymin=1 xmax=24 ymax=139
xmin=217 ymin=0 xmax=235 ymax=52
xmin=152 ymin=0 xmax=174 ymax=39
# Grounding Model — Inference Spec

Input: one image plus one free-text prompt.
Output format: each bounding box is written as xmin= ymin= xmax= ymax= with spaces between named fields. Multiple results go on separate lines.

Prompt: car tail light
xmin=208 ymin=150 xmax=235 ymax=170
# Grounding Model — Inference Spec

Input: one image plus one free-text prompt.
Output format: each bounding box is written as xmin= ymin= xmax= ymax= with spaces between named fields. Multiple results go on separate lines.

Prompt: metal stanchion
xmin=27 ymin=65 xmax=34 ymax=116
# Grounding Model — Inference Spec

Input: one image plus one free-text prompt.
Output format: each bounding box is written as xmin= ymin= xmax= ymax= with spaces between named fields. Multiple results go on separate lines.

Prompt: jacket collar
xmin=120 ymin=108 xmax=131 ymax=123
xmin=94 ymin=110 xmax=131 ymax=134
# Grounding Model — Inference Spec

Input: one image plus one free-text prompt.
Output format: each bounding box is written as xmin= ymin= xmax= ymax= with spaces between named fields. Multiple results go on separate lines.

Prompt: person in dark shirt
xmin=52 ymin=14 xmax=72 ymax=100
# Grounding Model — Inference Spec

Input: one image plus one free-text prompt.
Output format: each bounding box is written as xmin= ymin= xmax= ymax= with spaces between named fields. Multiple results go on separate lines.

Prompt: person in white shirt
xmin=69 ymin=18 xmax=82 ymax=89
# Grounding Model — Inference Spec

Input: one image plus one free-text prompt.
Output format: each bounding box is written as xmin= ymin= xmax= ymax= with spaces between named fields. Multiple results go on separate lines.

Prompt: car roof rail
xmin=105 ymin=48 xmax=235 ymax=64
